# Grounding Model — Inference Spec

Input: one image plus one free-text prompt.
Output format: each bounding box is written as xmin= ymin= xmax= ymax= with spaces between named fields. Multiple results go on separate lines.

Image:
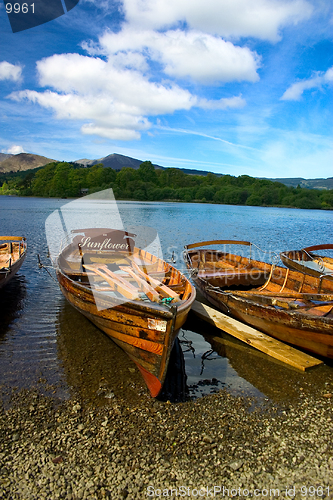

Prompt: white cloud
xmin=11 ymin=0 xmax=316 ymax=143
xmin=0 ymin=61 xmax=23 ymax=82
xmin=324 ymin=67 xmax=333 ymax=83
xmin=81 ymin=124 xmax=141 ymax=140
xmin=9 ymin=88 xmax=151 ymax=141
xmin=121 ymin=0 xmax=313 ymax=41
xmin=4 ymin=145 xmax=26 ymax=154
xmin=9 ymin=50 xmax=246 ymax=140
xmin=95 ymin=28 xmax=260 ymax=84
xmin=11 ymin=89 xmax=144 ymax=122
xmin=198 ymin=95 xmax=246 ymax=110
xmin=34 ymin=54 xmax=197 ymax=113
xmin=281 ymin=66 xmax=333 ymax=100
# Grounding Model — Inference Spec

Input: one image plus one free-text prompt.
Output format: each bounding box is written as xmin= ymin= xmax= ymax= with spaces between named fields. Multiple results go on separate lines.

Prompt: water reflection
xmin=0 ymin=269 xmax=66 ymax=402
xmin=54 ymin=294 xmax=333 ymax=407
xmin=0 ymin=274 xmax=27 ymax=338
xmin=180 ymin=320 xmax=263 ymax=400
xmin=56 ymin=300 xmax=150 ymax=406
xmin=1 ymin=197 xmax=333 ymax=407
xmin=56 ymin=299 xmax=188 ymax=405
xmin=182 ymin=313 xmax=333 ymax=404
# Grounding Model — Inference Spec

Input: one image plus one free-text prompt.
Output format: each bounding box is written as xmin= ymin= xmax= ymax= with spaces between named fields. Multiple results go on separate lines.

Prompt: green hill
xmin=1 ymin=160 xmax=332 ymax=210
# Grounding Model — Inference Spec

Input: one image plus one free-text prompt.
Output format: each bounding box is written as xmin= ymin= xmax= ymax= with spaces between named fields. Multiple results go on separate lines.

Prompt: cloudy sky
xmin=0 ymin=0 xmax=332 ymax=178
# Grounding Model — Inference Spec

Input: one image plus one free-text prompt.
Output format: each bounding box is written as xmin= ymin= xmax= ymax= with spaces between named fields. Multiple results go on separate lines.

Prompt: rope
xmin=37 ymin=254 xmax=58 ymax=283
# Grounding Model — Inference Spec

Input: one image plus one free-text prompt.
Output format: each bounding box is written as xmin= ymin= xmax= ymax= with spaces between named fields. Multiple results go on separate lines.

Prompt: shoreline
xmin=0 ymin=194 xmax=332 ymax=212
xmin=1 ymin=387 xmax=332 ymax=499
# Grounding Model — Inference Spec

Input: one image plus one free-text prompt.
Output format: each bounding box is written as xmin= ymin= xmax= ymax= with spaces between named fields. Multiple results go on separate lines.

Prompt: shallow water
xmin=0 ymin=195 xmax=333 ymax=406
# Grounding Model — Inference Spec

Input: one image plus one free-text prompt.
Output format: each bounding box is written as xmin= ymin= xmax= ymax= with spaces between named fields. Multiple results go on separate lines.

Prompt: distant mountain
xmin=74 ymin=153 xmax=218 ymax=176
xmin=262 ymin=177 xmax=333 ymax=190
xmin=0 ymin=153 xmax=55 ymax=173
xmin=75 ymin=153 xmax=164 ymax=171
xmin=1 ymin=151 xmax=331 ymax=190
xmin=0 ymin=153 xmax=13 ymax=162
xmin=76 ymin=154 xmax=333 ymax=188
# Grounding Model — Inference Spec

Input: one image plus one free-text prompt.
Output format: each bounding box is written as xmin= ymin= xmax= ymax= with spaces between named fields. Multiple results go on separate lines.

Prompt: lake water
xmin=1 ymin=195 xmax=333 ymax=407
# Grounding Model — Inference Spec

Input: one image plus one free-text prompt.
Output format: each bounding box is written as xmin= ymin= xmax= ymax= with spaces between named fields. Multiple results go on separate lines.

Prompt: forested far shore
xmin=0 ymin=160 xmax=332 ymax=210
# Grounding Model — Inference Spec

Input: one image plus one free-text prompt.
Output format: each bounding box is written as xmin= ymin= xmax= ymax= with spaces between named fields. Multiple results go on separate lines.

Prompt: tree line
xmin=0 ymin=160 xmax=332 ymax=210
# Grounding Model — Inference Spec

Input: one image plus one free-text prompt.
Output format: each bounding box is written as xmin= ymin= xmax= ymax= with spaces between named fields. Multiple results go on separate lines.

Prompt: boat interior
xmin=0 ymin=238 xmax=26 ymax=270
xmin=282 ymin=249 xmax=333 ymax=275
xmin=185 ymin=242 xmax=333 ymax=317
xmin=58 ymin=245 xmax=193 ymax=304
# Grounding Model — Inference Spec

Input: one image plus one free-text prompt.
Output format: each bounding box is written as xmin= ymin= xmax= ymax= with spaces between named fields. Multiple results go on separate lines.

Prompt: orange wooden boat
xmin=0 ymin=236 xmax=27 ymax=289
xmin=56 ymin=228 xmax=195 ymax=397
xmin=281 ymin=244 xmax=333 ymax=279
xmin=184 ymin=240 xmax=333 ymax=359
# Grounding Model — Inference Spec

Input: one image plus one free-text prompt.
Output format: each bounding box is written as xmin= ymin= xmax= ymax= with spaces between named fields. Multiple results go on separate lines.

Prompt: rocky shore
xmin=1 ymin=385 xmax=333 ymax=500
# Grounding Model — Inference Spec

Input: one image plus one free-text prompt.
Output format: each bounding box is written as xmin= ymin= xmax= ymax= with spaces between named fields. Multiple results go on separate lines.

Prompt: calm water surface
xmin=1 ymin=196 xmax=333 ymax=406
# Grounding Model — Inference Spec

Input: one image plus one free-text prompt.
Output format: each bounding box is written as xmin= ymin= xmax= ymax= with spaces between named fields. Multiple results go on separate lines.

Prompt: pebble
xmin=0 ymin=387 xmax=333 ymax=499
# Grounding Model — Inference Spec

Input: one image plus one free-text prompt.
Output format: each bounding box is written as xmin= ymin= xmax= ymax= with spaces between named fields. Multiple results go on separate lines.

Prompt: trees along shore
xmin=0 ymin=160 xmax=332 ymax=210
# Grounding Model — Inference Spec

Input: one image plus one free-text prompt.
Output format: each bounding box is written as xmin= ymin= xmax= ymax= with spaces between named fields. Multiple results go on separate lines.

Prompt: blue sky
xmin=0 ymin=0 xmax=332 ymax=178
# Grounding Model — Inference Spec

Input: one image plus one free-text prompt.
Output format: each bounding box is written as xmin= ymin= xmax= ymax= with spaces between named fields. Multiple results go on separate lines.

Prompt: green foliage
xmin=32 ymin=162 xmax=58 ymax=196
xmin=196 ymin=186 xmax=215 ymax=202
xmin=138 ymin=161 xmax=158 ymax=184
xmin=0 ymin=161 xmax=332 ymax=210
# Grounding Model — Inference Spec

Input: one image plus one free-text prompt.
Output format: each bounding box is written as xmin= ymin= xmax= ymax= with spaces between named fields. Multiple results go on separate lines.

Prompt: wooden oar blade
xmin=84 ymin=264 xmax=140 ymax=300
xmin=119 ymin=265 xmax=160 ymax=302
xmin=131 ymin=261 xmax=180 ymax=301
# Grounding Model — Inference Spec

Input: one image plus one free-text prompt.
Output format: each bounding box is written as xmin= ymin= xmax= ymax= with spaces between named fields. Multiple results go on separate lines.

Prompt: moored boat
xmin=0 ymin=236 xmax=27 ymax=289
xmin=55 ymin=228 xmax=196 ymax=397
xmin=281 ymin=244 xmax=333 ymax=279
xmin=184 ymin=240 xmax=333 ymax=359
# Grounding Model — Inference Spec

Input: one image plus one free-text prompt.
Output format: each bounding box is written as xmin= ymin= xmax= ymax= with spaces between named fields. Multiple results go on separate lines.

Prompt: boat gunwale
xmin=0 ymin=236 xmax=27 ymax=287
xmin=56 ymin=240 xmax=195 ymax=318
xmin=56 ymin=267 xmax=191 ymax=320
xmin=185 ymin=240 xmax=333 ymax=322
xmin=280 ymin=247 xmax=333 ymax=279
xmin=185 ymin=239 xmax=333 ymax=358
xmin=200 ymin=282 xmax=333 ymax=325
xmin=184 ymin=240 xmax=274 ymax=269
xmin=184 ymin=239 xmax=252 ymax=250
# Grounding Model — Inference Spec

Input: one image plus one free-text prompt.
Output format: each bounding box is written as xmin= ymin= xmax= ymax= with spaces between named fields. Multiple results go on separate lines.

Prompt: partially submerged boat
xmin=184 ymin=240 xmax=333 ymax=359
xmin=281 ymin=244 xmax=333 ymax=279
xmin=0 ymin=236 xmax=27 ymax=289
xmin=55 ymin=228 xmax=195 ymax=397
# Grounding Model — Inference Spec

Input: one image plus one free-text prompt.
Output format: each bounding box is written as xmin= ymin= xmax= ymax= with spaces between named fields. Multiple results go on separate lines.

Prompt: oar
xmin=233 ymin=290 xmax=333 ymax=301
xmin=119 ymin=266 xmax=161 ymax=302
xmin=131 ymin=261 xmax=180 ymax=301
xmin=233 ymin=291 xmax=333 ymax=312
xmin=98 ymin=264 xmax=155 ymax=301
xmin=84 ymin=264 xmax=140 ymax=300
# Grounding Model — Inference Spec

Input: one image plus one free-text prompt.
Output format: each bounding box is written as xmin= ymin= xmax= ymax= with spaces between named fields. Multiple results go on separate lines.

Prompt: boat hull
xmin=195 ymin=278 xmax=333 ymax=359
xmin=0 ymin=237 xmax=27 ymax=289
xmin=184 ymin=240 xmax=333 ymax=360
xmin=57 ymin=266 xmax=194 ymax=397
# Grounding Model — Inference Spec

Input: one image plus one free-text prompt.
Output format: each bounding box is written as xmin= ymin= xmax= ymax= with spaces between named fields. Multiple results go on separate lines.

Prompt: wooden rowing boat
xmin=55 ymin=228 xmax=195 ymax=397
xmin=0 ymin=236 xmax=27 ymax=289
xmin=184 ymin=240 xmax=333 ymax=359
xmin=281 ymin=244 xmax=333 ymax=279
